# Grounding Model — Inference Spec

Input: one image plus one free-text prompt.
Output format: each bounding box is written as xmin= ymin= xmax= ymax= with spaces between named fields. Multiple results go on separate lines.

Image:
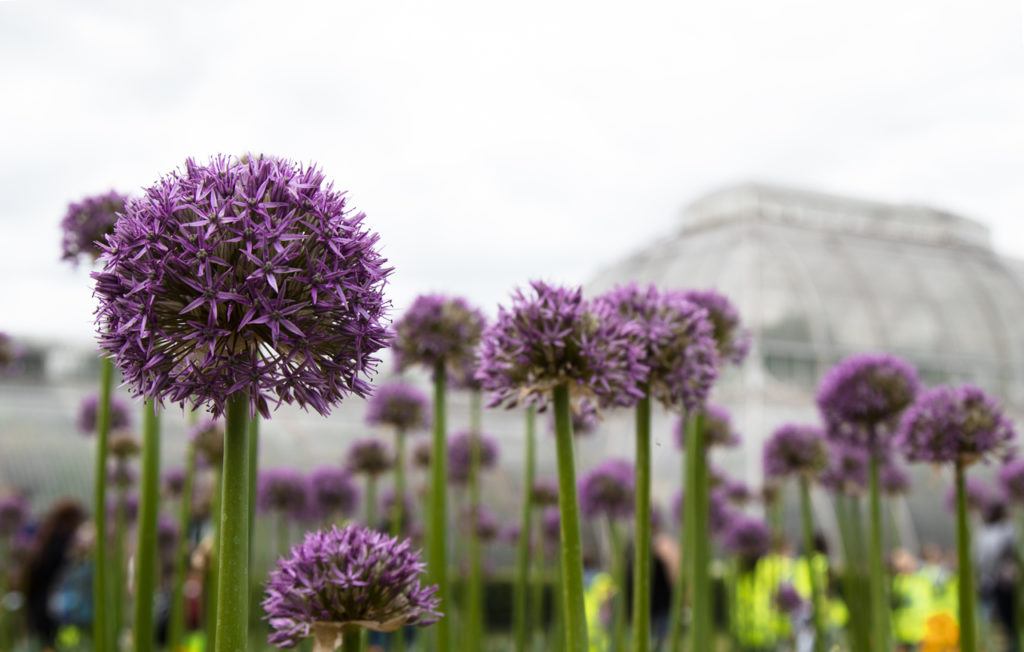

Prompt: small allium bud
xmin=108 ymin=430 xmax=141 ymax=459
xmin=258 ymin=468 xmax=309 ymax=516
xmin=578 ymin=459 xmax=634 ymax=520
xmin=346 ymin=438 xmax=394 ymax=476
xmin=365 ymin=382 xmax=430 ymax=432
xmin=446 ymin=430 xmax=498 ymax=485
xmin=721 ymin=516 xmax=772 ymax=562
xmin=531 ymin=479 xmax=559 ymax=507
xmin=675 ymin=404 xmax=740 ymax=449
xmin=308 ymin=467 xmax=359 ymax=520
xmin=164 ymin=467 xmax=186 ymax=499
xmin=77 ymin=394 xmax=133 ymax=435
xmin=774 ymin=583 xmax=805 ymax=615
xmin=763 ymin=424 xmax=828 ymax=479
xmin=392 ymin=295 xmax=485 ymax=376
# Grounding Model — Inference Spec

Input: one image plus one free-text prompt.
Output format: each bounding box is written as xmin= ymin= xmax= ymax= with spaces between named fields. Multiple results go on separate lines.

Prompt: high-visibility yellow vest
xmin=892 ymin=571 xmax=934 ymax=644
xmin=584 ymin=571 xmax=616 ymax=652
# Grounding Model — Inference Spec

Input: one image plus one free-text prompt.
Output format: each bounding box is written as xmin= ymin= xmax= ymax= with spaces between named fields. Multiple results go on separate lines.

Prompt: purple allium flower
xmin=60 ymin=190 xmax=128 ymax=264
xmin=675 ymin=404 xmax=740 ymax=449
xmin=944 ymin=477 xmax=997 ymax=513
xmin=816 ymin=354 xmax=920 ymax=453
xmin=77 ymin=394 xmax=133 ymax=435
xmin=446 ymin=430 xmax=499 ymax=485
xmin=0 ymin=494 xmax=29 ymax=537
xmin=760 ymin=483 xmax=780 ymax=508
xmin=108 ymin=461 xmax=137 ymax=488
xmin=720 ymin=516 xmax=772 ymax=561
xmin=190 ymin=418 xmax=225 ymax=466
xmin=998 ymin=458 xmax=1024 ymax=504
xmin=880 ymin=461 xmax=912 ymax=496
xmin=391 ymin=295 xmax=485 ymax=377
xmin=262 ymin=525 xmax=441 ymax=647
xmin=774 ymin=582 xmax=805 ymax=615
xmin=818 ymin=444 xmax=869 ymax=495
xmin=501 ymin=524 xmax=521 ymax=544
xmin=763 ymin=424 xmax=829 ymax=479
xmin=541 ymin=507 xmax=561 ymax=544
xmin=258 ymin=468 xmax=309 ymax=515
xmin=531 ymin=479 xmax=559 ymax=507
xmin=718 ymin=478 xmax=752 ymax=506
xmin=461 ymin=505 xmax=501 ymax=543
xmin=380 ymin=489 xmax=414 ymax=522
xmin=346 ymin=438 xmax=395 ymax=476
xmin=547 ymin=399 xmax=601 ymax=438
xmin=578 ymin=459 xmax=635 ymax=520
xmin=365 ymin=382 xmax=430 ymax=432
xmin=308 ymin=467 xmax=359 ymax=519
xmin=594 ymin=283 xmax=719 ymax=411
xmin=679 ymin=289 xmax=750 ymax=366
xmin=899 ymin=384 xmax=1016 ymax=466
xmin=476 ymin=281 xmax=649 ymax=411
xmin=164 ymin=467 xmax=186 ymax=498
xmin=411 ymin=437 xmax=432 ymax=470
xmin=108 ymin=493 xmax=139 ymax=523
xmin=92 ymin=155 xmax=392 ymax=419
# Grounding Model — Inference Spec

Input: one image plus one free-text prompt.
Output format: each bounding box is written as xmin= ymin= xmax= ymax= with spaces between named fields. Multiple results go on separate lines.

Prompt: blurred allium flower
xmin=0 ymin=494 xmax=29 ymax=537
xmin=108 ymin=494 xmax=139 ymax=522
xmin=817 ymin=444 xmax=869 ymax=495
xmin=679 ymin=289 xmax=750 ymax=366
xmin=760 ymin=483 xmax=780 ymax=508
xmin=92 ymin=155 xmax=392 ymax=419
xmin=60 ymin=190 xmax=128 ymax=264
xmin=77 ymin=394 xmax=132 ymax=435
xmin=108 ymin=461 xmax=137 ymax=488
xmin=944 ymin=477 xmax=997 ymax=513
xmin=462 ymin=505 xmax=501 ymax=543
xmin=675 ymin=404 xmax=740 ymax=449
xmin=672 ymin=489 xmax=734 ymax=534
xmin=164 ymin=467 xmax=187 ymax=498
xmin=594 ymin=283 xmax=718 ymax=411
xmin=190 ymin=419 xmax=225 ymax=466
xmin=541 ymin=507 xmax=561 ymax=544
xmin=157 ymin=515 xmax=178 ymax=555
xmin=998 ymin=458 xmax=1024 ymax=504
xmin=446 ymin=430 xmax=499 ymax=485
xmin=262 ymin=525 xmax=441 ymax=647
xmin=308 ymin=467 xmax=359 ymax=519
xmin=392 ymin=295 xmax=485 ymax=376
xmin=880 ymin=461 xmax=912 ymax=496
xmin=109 ymin=430 xmax=141 ymax=459
xmin=774 ymin=583 xmax=805 ymax=615
xmin=899 ymin=384 xmax=1016 ymax=466
xmin=346 ymin=438 xmax=395 ymax=476
xmin=365 ymin=382 xmax=430 ymax=432
xmin=476 ymin=281 xmax=648 ymax=410
xmin=816 ymin=354 xmax=920 ymax=452
xmin=547 ymin=399 xmax=600 ymax=437
xmin=531 ymin=479 xmax=559 ymax=507
xmin=258 ymin=468 xmax=310 ymax=515
xmin=501 ymin=524 xmax=521 ymax=544
xmin=718 ymin=478 xmax=752 ymax=506
xmin=763 ymin=424 xmax=829 ymax=479
xmin=578 ymin=459 xmax=635 ymax=520
xmin=720 ymin=516 xmax=772 ymax=561
xmin=381 ymin=489 xmax=414 ymax=521
xmin=411 ymin=438 xmax=432 ymax=470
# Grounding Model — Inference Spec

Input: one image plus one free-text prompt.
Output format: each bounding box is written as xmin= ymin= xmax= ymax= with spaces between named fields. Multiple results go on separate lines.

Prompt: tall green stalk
xmin=608 ymin=518 xmax=627 ymax=652
xmin=92 ymin=357 xmax=114 ymax=652
xmin=134 ymin=400 xmax=162 ymax=652
xmin=213 ymin=394 xmax=251 ymax=652
xmin=428 ymin=359 xmax=450 ymax=651
xmin=833 ymin=494 xmax=868 ymax=652
xmin=867 ymin=454 xmax=889 ymax=652
xmin=169 ymin=444 xmax=196 ymax=652
xmin=668 ymin=410 xmax=694 ymax=652
xmin=513 ymin=407 xmax=536 ymax=652
xmin=632 ymin=392 xmax=652 ymax=652
xmin=955 ymin=461 xmax=978 ymax=652
xmin=798 ymin=476 xmax=825 ymax=652
xmin=365 ymin=476 xmax=377 ymax=531
xmin=391 ymin=426 xmax=408 ymax=652
xmin=551 ymin=383 xmax=588 ymax=652
xmin=248 ymin=417 xmax=259 ymax=568
xmin=114 ymin=482 xmax=127 ymax=644
xmin=205 ymin=467 xmax=223 ymax=652
xmin=686 ymin=412 xmax=710 ymax=652
xmin=467 ymin=391 xmax=484 ymax=651
xmin=531 ymin=513 xmax=545 ymax=650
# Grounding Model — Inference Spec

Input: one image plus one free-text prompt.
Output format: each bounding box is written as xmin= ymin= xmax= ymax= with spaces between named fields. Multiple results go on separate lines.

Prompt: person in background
xmin=975 ymin=500 xmax=1018 ymax=652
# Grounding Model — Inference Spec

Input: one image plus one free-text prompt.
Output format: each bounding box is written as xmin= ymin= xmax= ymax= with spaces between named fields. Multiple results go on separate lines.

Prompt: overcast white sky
xmin=2 ymin=0 xmax=1023 ymax=344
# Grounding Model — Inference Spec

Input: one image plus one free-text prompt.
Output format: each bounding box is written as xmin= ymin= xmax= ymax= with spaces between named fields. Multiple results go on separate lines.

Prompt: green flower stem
xmin=956 ymin=461 xmax=978 ymax=652
xmin=513 ymin=407 xmax=536 ymax=652
xmin=205 ymin=467 xmax=223 ymax=652
xmin=278 ymin=515 xmax=290 ymax=559
xmin=833 ymin=494 xmax=868 ymax=652
xmin=92 ymin=356 xmax=114 ymax=652
xmin=886 ymin=498 xmax=901 ymax=550
xmin=391 ymin=426 xmax=408 ymax=652
xmin=667 ymin=410 xmax=693 ymax=652
xmin=467 ymin=391 xmax=484 ymax=652
xmin=632 ymin=392 xmax=652 ymax=652
xmin=531 ymin=513 xmax=545 ymax=648
xmin=867 ymin=454 xmax=890 ymax=652
xmin=134 ymin=400 xmax=162 ymax=652
xmin=213 ymin=393 xmax=251 ymax=652
xmin=608 ymin=518 xmax=627 ymax=652
xmin=551 ymin=383 xmax=588 ymax=652
xmin=248 ymin=416 xmax=259 ymax=568
xmin=114 ymin=483 xmax=127 ymax=643
xmin=169 ymin=444 xmax=196 ymax=652
xmin=365 ymin=475 xmax=377 ymax=531
xmin=686 ymin=411 xmax=710 ymax=652
xmin=341 ymin=629 xmax=361 ymax=652
xmin=798 ymin=476 xmax=825 ymax=652
xmin=428 ymin=359 xmax=450 ymax=652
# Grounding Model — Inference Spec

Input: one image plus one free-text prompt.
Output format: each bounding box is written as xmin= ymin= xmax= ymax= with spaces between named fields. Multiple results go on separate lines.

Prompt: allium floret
xmin=721 ymin=516 xmax=772 ymax=561
xmin=675 ymin=404 xmax=740 ymax=449
xmin=262 ymin=525 xmax=441 ymax=647
xmin=679 ymin=289 xmax=750 ymax=365
xmin=92 ymin=155 xmax=392 ymax=419
xmin=461 ymin=505 xmax=501 ymax=542
xmin=880 ymin=461 xmax=912 ymax=495
xmin=774 ymin=583 xmax=805 ymax=615
xmin=109 ymin=430 xmax=142 ymax=459
xmin=763 ymin=424 xmax=828 ymax=479
xmin=365 ymin=382 xmax=430 ymax=432
xmin=541 ymin=507 xmax=561 ymax=544
xmin=578 ymin=459 xmax=635 ymax=520
xmin=411 ymin=438 xmax=431 ymax=470
xmin=817 ymin=444 xmax=869 ymax=495
xmin=60 ymin=190 xmax=128 ymax=264
xmin=346 ymin=438 xmax=395 ymax=476
xmin=998 ymin=458 xmax=1024 ymax=504
xmin=258 ymin=468 xmax=310 ymax=515
xmin=899 ymin=384 xmax=1015 ymax=466
xmin=391 ymin=295 xmax=484 ymax=375
xmin=476 ymin=281 xmax=649 ymax=410
xmin=308 ymin=467 xmax=359 ymax=519
xmin=446 ymin=430 xmax=499 ymax=484
xmin=531 ymin=479 xmax=559 ymax=507
xmin=77 ymin=394 xmax=133 ymax=435
xmin=164 ymin=467 xmax=186 ymax=498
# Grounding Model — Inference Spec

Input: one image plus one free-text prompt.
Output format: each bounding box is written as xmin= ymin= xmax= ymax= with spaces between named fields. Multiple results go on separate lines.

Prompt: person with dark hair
xmin=976 ymin=500 xmax=1018 ymax=652
xmin=22 ymin=498 xmax=85 ymax=649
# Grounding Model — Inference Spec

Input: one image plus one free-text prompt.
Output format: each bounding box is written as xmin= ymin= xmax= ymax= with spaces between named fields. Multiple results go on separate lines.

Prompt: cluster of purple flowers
xmin=258 ymin=468 xmax=310 ymax=516
xmin=77 ymin=394 xmax=133 ymax=435
xmin=365 ymin=382 xmax=430 ymax=432
xmin=531 ymin=479 xmax=559 ymax=507
xmin=163 ymin=467 xmax=186 ymax=498
xmin=817 ymin=444 xmax=868 ymax=494
xmin=392 ymin=295 xmax=485 ymax=379
xmin=461 ymin=505 xmax=501 ymax=542
xmin=675 ymin=404 xmax=740 ymax=449
xmin=346 ymin=438 xmax=395 ymax=476
xmin=763 ymin=424 xmax=828 ymax=479
xmin=899 ymin=384 xmax=1015 ymax=465
xmin=879 ymin=461 xmax=912 ymax=496
xmin=578 ymin=459 xmax=635 ymax=520
xmin=446 ymin=430 xmax=499 ymax=484
xmin=308 ymin=466 xmax=360 ymax=519
xmin=679 ymin=289 xmax=751 ymax=366
xmin=720 ymin=516 xmax=772 ymax=562
xmin=60 ymin=190 xmax=128 ymax=263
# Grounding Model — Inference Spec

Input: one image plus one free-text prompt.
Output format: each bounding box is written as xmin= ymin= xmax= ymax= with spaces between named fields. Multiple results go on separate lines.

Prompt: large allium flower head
xmin=818 ymin=444 xmax=869 ymax=495
xmin=899 ymin=384 xmax=1016 ymax=466
xmin=365 ymin=382 xmax=430 ymax=432
xmin=258 ymin=468 xmax=310 ymax=515
xmin=476 ymin=281 xmax=649 ymax=411
xmin=308 ymin=467 xmax=359 ymax=519
xmin=547 ymin=398 xmax=600 ymax=437
xmin=77 ymin=394 xmax=133 ymax=435
xmin=594 ymin=283 xmax=719 ymax=410
xmin=998 ymin=458 xmax=1024 ymax=504
xmin=675 ymin=403 xmax=740 ymax=449
xmin=541 ymin=507 xmax=561 ymax=544
xmin=108 ymin=430 xmax=142 ymax=459
xmin=944 ymin=476 xmax=997 ymax=513
xmin=164 ymin=467 xmax=186 ymax=498
xmin=446 ymin=430 xmax=499 ymax=485
xmin=721 ymin=516 xmax=772 ymax=562
xmin=578 ymin=459 xmax=635 ymax=520
xmin=262 ymin=524 xmax=441 ymax=648
xmin=60 ymin=190 xmax=128 ymax=264
xmin=774 ymin=583 xmax=805 ymax=615
xmin=531 ymin=479 xmax=560 ymax=507
xmin=816 ymin=353 xmax=920 ymax=452
xmin=392 ymin=294 xmax=485 ymax=377
xmin=190 ymin=418 xmax=225 ymax=466
xmin=679 ymin=289 xmax=751 ymax=366
xmin=92 ymin=154 xmax=392 ymax=419
xmin=880 ymin=461 xmax=912 ymax=496
xmin=763 ymin=424 xmax=829 ymax=479
xmin=0 ymin=494 xmax=29 ymax=537
xmin=461 ymin=505 xmax=500 ymax=543
xmin=346 ymin=438 xmax=395 ymax=477
xmin=411 ymin=437 xmax=431 ymax=470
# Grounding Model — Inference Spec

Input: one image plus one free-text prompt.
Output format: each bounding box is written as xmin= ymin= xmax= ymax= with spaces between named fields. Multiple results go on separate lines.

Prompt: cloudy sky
xmin=2 ymin=0 xmax=1022 ymax=344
